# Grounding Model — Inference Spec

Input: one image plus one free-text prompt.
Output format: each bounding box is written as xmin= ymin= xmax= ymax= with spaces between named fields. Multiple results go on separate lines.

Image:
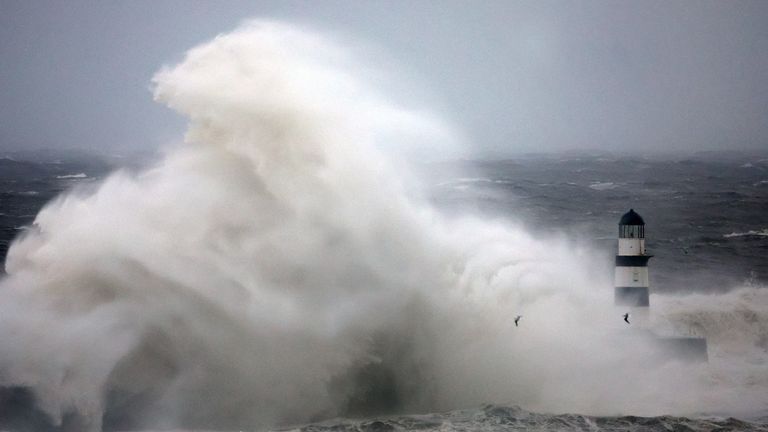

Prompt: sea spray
xmin=0 ymin=20 xmax=766 ymax=431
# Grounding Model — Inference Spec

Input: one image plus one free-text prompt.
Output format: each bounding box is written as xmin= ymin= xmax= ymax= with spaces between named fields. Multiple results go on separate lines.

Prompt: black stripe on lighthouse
xmin=615 ymin=255 xmax=652 ymax=267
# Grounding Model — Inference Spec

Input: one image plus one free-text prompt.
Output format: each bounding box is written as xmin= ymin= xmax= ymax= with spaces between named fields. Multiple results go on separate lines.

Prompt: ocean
xmin=278 ymin=405 xmax=768 ymax=432
xmin=424 ymin=151 xmax=768 ymax=293
xmin=1 ymin=22 xmax=767 ymax=432
xmin=5 ymin=150 xmax=767 ymax=291
xmin=1 ymin=149 xmax=767 ymax=431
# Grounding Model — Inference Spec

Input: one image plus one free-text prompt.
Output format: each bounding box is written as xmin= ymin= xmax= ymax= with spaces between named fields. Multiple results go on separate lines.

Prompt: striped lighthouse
xmin=615 ymin=209 xmax=651 ymax=323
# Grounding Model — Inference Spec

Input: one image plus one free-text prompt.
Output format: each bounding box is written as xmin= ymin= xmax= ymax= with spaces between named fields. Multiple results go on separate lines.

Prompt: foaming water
xmin=0 ymin=20 xmax=766 ymax=431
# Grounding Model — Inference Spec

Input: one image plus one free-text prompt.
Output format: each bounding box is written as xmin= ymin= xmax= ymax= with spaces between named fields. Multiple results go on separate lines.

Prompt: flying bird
xmin=623 ymin=313 xmax=630 ymax=324
xmin=514 ymin=315 xmax=522 ymax=327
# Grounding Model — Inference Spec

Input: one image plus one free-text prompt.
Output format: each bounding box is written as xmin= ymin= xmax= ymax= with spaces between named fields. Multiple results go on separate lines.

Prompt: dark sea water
xmin=3 ymin=150 xmax=766 ymax=289
xmin=1 ymin=149 xmax=767 ymax=431
xmin=276 ymin=405 xmax=768 ymax=432
xmin=0 ymin=149 xmax=144 ymax=272
xmin=423 ymin=150 xmax=768 ymax=293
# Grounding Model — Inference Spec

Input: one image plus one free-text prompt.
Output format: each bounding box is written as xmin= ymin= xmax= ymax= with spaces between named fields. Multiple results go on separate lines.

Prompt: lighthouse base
xmin=614 ymin=329 xmax=709 ymax=363
xmin=615 ymin=286 xmax=649 ymax=307
xmin=654 ymin=337 xmax=709 ymax=362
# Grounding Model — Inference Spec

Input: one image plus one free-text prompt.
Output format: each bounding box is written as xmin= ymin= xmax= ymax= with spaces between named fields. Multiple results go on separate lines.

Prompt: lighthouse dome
xmin=619 ymin=209 xmax=645 ymax=226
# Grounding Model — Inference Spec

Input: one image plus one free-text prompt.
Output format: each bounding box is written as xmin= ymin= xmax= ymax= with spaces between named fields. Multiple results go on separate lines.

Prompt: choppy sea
xmin=423 ymin=150 xmax=768 ymax=293
xmin=1 ymin=149 xmax=767 ymax=431
xmin=277 ymin=405 xmax=768 ymax=432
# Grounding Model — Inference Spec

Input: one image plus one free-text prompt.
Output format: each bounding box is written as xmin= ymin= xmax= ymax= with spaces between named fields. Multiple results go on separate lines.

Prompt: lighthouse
xmin=615 ymin=209 xmax=651 ymax=323
xmin=610 ymin=209 xmax=708 ymax=360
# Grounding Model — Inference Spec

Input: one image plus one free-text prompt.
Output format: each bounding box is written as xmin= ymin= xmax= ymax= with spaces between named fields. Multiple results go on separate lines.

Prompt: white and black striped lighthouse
xmin=615 ymin=209 xmax=651 ymax=321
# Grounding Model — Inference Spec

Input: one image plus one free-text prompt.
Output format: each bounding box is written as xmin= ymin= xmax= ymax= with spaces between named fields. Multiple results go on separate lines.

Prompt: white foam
xmin=723 ymin=229 xmax=768 ymax=238
xmin=588 ymin=182 xmax=617 ymax=191
xmin=56 ymin=173 xmax=88 ymax=179
xmin=437 ymin=177 xmax=513 ymax=187
xmin=0 ymin=20 xmax=764 ymax=431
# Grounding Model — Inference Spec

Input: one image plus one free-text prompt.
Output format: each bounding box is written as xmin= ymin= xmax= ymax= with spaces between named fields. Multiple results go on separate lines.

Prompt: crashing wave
xmin=0 ymin=20 xmax=766 ymax=432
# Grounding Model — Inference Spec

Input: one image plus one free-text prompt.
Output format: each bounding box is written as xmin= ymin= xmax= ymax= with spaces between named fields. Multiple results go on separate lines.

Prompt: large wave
xmin=0 ymin=20 xmax=765 ymax=431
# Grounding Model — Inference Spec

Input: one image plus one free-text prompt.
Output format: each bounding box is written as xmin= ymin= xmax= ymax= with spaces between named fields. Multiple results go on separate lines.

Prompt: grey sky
xmin=1 ymin=0 xmax=767 ymax=156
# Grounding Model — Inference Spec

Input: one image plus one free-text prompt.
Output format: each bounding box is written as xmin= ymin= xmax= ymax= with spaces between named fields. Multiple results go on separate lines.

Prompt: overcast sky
xmin=1 ymin=0 xmax=767 ymax=156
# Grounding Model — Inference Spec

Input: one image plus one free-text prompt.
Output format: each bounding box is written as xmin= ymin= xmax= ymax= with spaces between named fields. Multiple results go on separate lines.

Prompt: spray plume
xmin=0 ymin=20 xmax=766 ymax=431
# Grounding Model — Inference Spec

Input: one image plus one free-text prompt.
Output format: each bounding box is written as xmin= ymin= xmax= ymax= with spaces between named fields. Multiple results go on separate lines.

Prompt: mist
xmin=0 ymin=21 xmax=766 ymax=431
xmin=2 ymin=1 xmax=768 ymax=156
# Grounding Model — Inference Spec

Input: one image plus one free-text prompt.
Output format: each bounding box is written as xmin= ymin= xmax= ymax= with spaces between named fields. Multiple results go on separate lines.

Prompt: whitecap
xmin=588 ymin=182 xmax=617 ymax=191
xmin=723 ymin=229 xmax=768 ymax=238
xmin=437 ymin=177 xmax=512 ymax=187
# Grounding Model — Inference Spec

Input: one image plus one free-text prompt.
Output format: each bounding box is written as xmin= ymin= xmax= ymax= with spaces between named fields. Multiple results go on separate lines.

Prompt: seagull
xmin=514 ymin=315 xmax=522 ymax=327
xmin=623 ymin=313 xmax=630 ymax=324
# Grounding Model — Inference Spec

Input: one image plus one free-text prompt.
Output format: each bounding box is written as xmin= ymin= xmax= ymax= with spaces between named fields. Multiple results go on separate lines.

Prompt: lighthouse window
xmin=620 ymin=225 xmax=644 ymax=239
xmin=633 ymin=269 xmax=639 ymax=282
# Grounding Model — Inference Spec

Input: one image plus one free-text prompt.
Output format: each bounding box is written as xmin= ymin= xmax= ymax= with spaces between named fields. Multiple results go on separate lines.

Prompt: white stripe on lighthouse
xmin=615 ymin=267 xmax=649 ymax=286
xmin=618 ymin=238 xmax=645 ymax=255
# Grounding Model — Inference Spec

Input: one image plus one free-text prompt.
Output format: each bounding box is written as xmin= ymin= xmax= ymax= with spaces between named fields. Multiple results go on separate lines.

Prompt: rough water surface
xmin=281 ymin=405 xmax=768 ymax=432
xmin=0 ymin=20 xmax=767 ymax=432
